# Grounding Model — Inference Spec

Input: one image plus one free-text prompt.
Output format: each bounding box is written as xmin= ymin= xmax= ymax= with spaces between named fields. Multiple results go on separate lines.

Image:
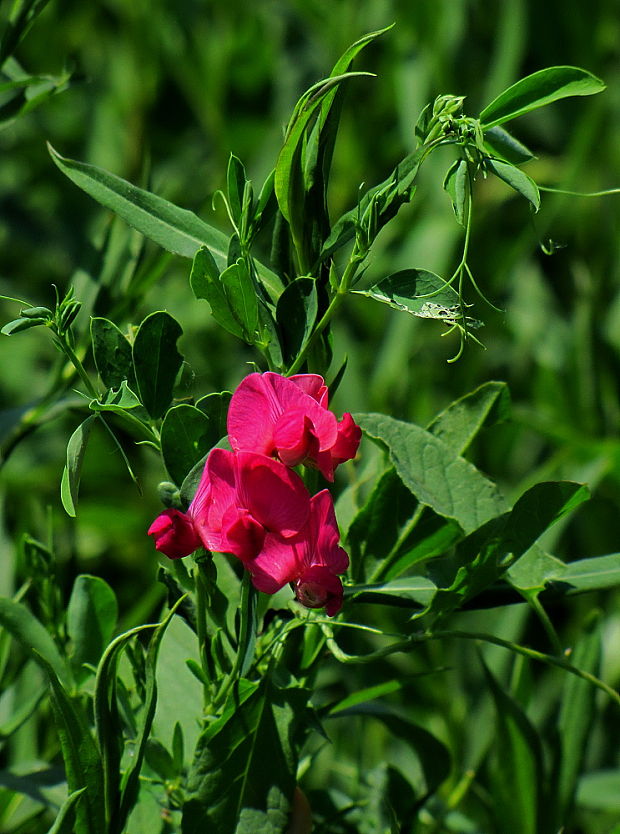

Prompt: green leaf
xmin=479 ymin=66 xmax=605 ymax=128
xmin=326 ymin=705 xmax=450 ymax=801
xmin=504 ymin=543 xmax=564 ymax=592
xmin=355 ymin=412 xmax=507 ymax=534
xmin=118 ymin=606 xmax=183 ymax=831
xmin=89 ymin=381 xmax=142 ymax=414
xmin=182 ymin=679 xmax=309 ymax=833
xmin=275 ymin=277 xmax=318 ymax=365
xmin=426 ymin=381 xmax=511 ymax=455
xmin=576 ymin=770 xmax=620 ymax=813
xmin=485 ymin=158 xmax=540 ymax=211
xmin=220 ymin=259 xmax=259 ymax=343
xmin=430 ymin=482 xmax=589 ymax=616
xmin=0 ymin=598 xmax=69 ymax=686
xmin=550 ymin=614 xmax=601 ymax=830
xmin=1 ymin=315 xmax=48 ymax=334
xmin=60 ymin=415 xmax=96 ymax=517
xmin=320 ymin=145 xmax=424 ymax=263
xmin=226 ymin=154 xmax=247 ymax=228
xmin=90 ymin=318 xmax=135 ymax=390
xmin=45 ymin=788 xmax=87 ymax=834
xmin=67 ymin=575 xmax=118 ymax=685
xmin=346 ymin=576 xmax=437 ymax=608
xmin=354 ymin=269 xmax=482 ymax=328
xmin=48 ymin=145 xmax=283 ymax=300
xmin=482 ymin=657 xmax=543 ymax=834
xmin=190 ymin=246 xmax=242 ymax=338
xmin=161 ymin=404 xmax=216 ymax=486
xmin=37 ymin=654 xmax=105 ymax=834
xmin=0 ymin=0 xmax=53 ymax=65
xmin=541 ymin=552 xmax=620 ymax=596
xmin=483 ymin=125 xmax=535 ymax=164
xmin=346 ymin=467 xmax=461 ymax=583
xmin=327 ymin=680 xmax=404 ymax=715
xmin=132 ymin=312 xmax=184 ymax=419
xmin=48 ymin=144 xmax=230 ymax=262
xmin=195 ymin=391 xmax=231 ymax=440
xmin=443 ymin=159 xmax=470 ymax=226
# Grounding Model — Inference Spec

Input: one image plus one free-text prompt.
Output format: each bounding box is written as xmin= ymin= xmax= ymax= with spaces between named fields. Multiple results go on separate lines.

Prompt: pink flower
xmin=148 ymin=508 xmax=202 ymax=560
xmin=227 ymin=372 xmax=361 ymax=481
xmin=148 ymin=449 xmax=310 ymax=562
xmin=248 ymin=490 xmax=349 ymax=616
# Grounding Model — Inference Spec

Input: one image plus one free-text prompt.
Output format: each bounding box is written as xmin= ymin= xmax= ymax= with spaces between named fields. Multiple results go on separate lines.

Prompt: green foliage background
xmin=1 ymin=1 xmax=619 ymax=832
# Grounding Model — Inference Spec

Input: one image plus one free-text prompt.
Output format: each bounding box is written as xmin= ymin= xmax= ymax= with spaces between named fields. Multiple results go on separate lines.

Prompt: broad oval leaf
xmin=275 ymin=277 xmax=318 ymax=365
xmin=479 ymin=66 xmax=605 ymax=128
xmin=354 ymin=268 xmax=482 ymax=327
xmin=132 ymin=312 xmax=184 ymax=419
xmin=161 ymin=404 xmax=216 ymax=486
xmin=67 ymin=575 xmax=118 ymax=684
xmin=90 ymin=317 xmax=134 ymax=390
xmin=355 ymin=412 xmax=507 ymax=534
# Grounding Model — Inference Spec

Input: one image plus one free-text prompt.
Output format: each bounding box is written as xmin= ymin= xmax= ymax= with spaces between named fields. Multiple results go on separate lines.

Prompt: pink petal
xmin=190 ymin=448 xmax=237 ymax=551
xmin=237 ymin=452 xmax=310 ymax=537
xmin=248 ymin=533 xmax=302 ymax=594
xmin=330 ymin=412 xmax=362 ymax=466
xmin=220 ymin=506 xmax=265 ymax=560
xmin=289 ymin=374 xmax=329 ymax=406
xmin=306 ymin=490 xmax=349 ymax=574
xmin=227 ymin=373 xmax=279 ymax=455
xmin=295 ymin=565 xmax=344 ymax=616
xmin=148 ymin=509 xmax=201 ymax=560
xmin=273 ymin=409 xmax=320 ymax=468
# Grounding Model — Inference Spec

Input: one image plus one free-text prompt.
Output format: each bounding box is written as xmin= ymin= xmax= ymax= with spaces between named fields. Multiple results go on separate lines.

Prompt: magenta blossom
xmin=227 ymin=372 xmax=361 ymax=482
xmin=148 ymin=449 xmax=310 ymax=561
xmin=148 ymin=509 xmax=202 ymax=560
xmin=248 ymin=489 xmax=349 ymax=616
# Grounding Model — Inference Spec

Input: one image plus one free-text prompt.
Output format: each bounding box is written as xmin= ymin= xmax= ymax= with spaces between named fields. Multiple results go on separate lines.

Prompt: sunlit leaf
xmin=479 ymin=66 xmax=605 ymax=128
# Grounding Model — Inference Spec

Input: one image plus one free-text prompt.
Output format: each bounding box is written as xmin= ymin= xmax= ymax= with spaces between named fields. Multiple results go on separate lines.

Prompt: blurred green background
xmin=0 ymin=1 xmax=619 ymax=830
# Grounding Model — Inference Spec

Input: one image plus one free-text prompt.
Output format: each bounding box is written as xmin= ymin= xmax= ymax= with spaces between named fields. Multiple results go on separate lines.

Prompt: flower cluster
xmin=148 ymin=372 xmax=361 ymax=615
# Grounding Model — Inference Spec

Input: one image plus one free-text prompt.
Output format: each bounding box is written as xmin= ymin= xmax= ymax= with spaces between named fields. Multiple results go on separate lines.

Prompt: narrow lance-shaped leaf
xmin=479 ymin=65 xmax=605 ymax=128
xmin=61 ymin=415 xmax=96 ymax=517
xmin=483 ymin=125 xmax=534 ymax=164
xmin=47 ymin=144 xmax=283 ymax=300
xmin=0 ymin=598 xmax=70 ymax=686
xmin=481 ymin=656 xmax=544 ymax=834
xmin=45 ymin=788 xmax=87 ymax=834
xmin=443 ymin=159 xmax=470 ymax=226
xmin=485 ymin=158 xmax=540 ymax=212
xmin=36 ymin=654 xmax=105 ymax=834
xmin=550 ymin=613 xmax=601 ymax=831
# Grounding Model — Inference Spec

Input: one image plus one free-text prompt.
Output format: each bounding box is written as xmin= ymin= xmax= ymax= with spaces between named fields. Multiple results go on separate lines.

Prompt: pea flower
xmin=148 ymin=449 xmax=310 ymax=561
xmin=227 ymin=372 xmax=361 ymax=482
xmin=248 ymin=489 xmax=349 ymax=616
